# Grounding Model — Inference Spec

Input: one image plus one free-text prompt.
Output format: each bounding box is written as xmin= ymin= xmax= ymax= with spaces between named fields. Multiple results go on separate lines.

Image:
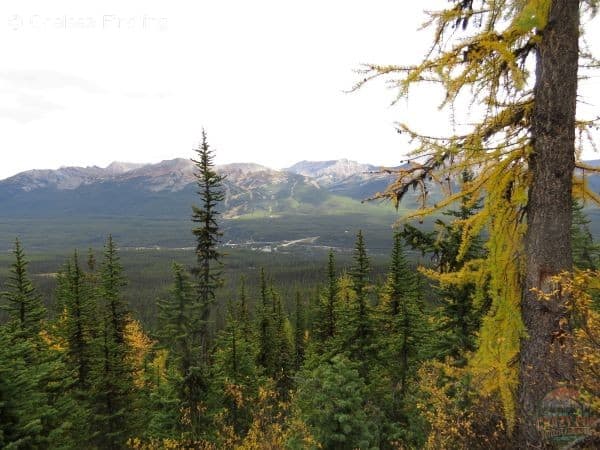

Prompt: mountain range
xmin=0 ymin=158 xmax=406 ymax=251
xmin=1 ymin=158 xmax=598 ymax=252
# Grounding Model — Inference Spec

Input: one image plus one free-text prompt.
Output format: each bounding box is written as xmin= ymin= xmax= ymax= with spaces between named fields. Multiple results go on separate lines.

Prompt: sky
xmin=0 ymin=1 xmax=599 ymax=179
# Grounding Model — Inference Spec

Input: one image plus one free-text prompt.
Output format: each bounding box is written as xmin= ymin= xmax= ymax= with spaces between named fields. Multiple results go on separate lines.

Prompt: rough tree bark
xmin=517 ymin=1 xmax=580 ymax=447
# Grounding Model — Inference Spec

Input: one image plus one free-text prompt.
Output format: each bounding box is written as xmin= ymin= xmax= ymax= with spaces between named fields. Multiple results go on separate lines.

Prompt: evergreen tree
xmin=296 ymin=354 xmax=378 ymax=449
xmin=91 ymin=236 xmax=136 ymax=449
xmin=256 ymin=268 xmax=275 ymax=374
xmin=0 ymin=242 xmax=81 ymax=449
xmin=294 ymin=291 xmax=305 ymax=371
xmin=379 ymin=232 xmax=426 ymax=399
xmin=337 ymin=230 xmax=374 ymax=378
xmin=237 ymin=275 xmax=251 ymax=336
xmin=271 ymin=285 xmax=294 ymax=394
xmin=0 ymin=326 xmax=48 ymax=449
xmin=401 ymin=175 xmax=485 ymax=364
xmin=314 ymin=250 xmax=338 ymax=344
xmin=1 ymin=238 xmax=45 ymax=337
xmin=155 ymin=262 xmax=199 ymax=438
xmin=211 ymin=296 xmax=259 ymax=440
xmin=191 ymin=129 xmax=225 ymax=361
xmin=57 ymin=252 xmax=96 ymax=391
xmin=189 ymin=129 xmax=225 ymax=437
xmin=571 ymin=199 xmax=600 ymax=271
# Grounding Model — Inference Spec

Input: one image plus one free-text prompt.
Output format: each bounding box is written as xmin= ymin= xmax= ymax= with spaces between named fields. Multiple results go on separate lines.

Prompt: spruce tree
xmin=191 ymin=129 xmax=225 ymax=361
xmin=314 ymin=250 xmax=338 ymax=344
xmin=294 ymin=291 xmax=305 ymax=371
xmin=401 ymin=175 xmax=485 ymax=364
xmin=337 ymin=230 xmax=374 ymax=378
xmin=155 ymin=262 xmax=199 ymax=438
xmin=189 ymin=129 xmax=225 ymax=437
xmin=237 ymin=275 xmax=251 ymax=336
xmin=1 ymin=238 xmax=45 ymax=337
xmin=0 ymin=242 xmax=80 ymax=449
xmin=92 ymin=236 xmax=136 ymax=449
xmin=571 ymin=199 xmax=600 ymax=271
xmin=256 ymin=268 xmax=275 ymax=374
xmin=211 ymin=296 xmax=259 ymax=439
xmin=379 ymin=233 xmax=427 ymax=400
xmin=271 ymin=285 xmax=293 ymax=394
xmin=57 ymin=252 xmax=96 ymax=391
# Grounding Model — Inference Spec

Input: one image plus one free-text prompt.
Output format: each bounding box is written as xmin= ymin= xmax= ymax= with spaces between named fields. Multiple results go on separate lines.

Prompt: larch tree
xmin=354 ymin=1 xmax=598 ymax=446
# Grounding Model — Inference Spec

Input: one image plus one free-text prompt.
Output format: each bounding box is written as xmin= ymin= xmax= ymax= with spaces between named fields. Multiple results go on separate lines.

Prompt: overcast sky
xmin=0 ymin=1 xmax=598 ymax=179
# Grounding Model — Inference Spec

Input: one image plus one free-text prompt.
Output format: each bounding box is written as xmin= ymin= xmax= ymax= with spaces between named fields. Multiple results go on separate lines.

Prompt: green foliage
xmin=56 ymin=252 xmax=96 ymax=391
xmin=256 ymin=268 xmax=276 ymax=375
xmin=378 ymin=232 xmax=428 ymax=399
xmin=191 ymin=129 xmax=225 ymax=324
xmin=293 ymin=291 xmax=305 ymax=371
xmin=401 ymin=177 xmax=487 ymax=364
xmin=210 ymin=294 xmax=260 ymax=440
xmin=572 ymin=200 xmax=600 ymax=271
xmin=91 ymin=235 xmax=137 ymax=449
xmin=189 ymin=129 xmax=227 ymax=438
xmin=336 ymin=230 xmax=375 ymax=378
xmin=296 ymin=354 xmax=378 ymax=450
xmin=313 ymin=250 xmax=338 ymax=344
xmin=1 ymin=239 xmax=45 ymax=337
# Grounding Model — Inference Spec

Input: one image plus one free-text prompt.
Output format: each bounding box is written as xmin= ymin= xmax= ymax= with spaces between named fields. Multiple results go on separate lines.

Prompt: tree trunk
xmin=517 ymin=1 xmax=579 ymax=448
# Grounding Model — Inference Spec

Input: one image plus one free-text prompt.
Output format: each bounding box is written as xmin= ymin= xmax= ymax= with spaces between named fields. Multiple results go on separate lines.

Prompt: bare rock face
xmin=286 ymin=159 xmax=376 ymax=186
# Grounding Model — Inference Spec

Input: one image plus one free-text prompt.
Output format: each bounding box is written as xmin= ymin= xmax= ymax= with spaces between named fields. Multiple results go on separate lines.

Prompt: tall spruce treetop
xmin=1 ymin=238 xmax=45 ymax=337
xmin=191 ymin=129 xmax=225 ymax=307
xmin=317 ymin=250 xmax=338 ymax=342
xmin=355 ymin=1 xmax=597 ymax=443
xmin=100 ymin=235 xmax=128 ymax=345
xmin=349 ymin=230 xmax=370 ymax=310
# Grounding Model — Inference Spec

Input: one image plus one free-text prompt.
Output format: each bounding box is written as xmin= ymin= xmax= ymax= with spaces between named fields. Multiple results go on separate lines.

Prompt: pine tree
xmin=1 ymin=238 xmax=45 ymax=337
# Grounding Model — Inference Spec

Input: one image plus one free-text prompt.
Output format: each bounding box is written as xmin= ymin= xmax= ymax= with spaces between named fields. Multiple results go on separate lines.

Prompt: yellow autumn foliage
xmin=354 ymin=0 xmax=599 ymax=429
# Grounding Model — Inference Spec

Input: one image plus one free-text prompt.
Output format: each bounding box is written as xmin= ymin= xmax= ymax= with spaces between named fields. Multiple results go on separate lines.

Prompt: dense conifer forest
xmin=1 ymin=131 xmax=599 ymax=449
